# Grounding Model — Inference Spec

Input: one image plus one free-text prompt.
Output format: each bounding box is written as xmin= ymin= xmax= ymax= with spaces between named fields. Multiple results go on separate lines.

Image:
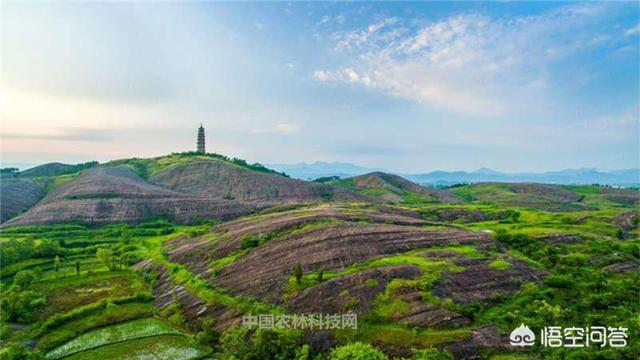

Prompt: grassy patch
xmin=489 ymin=258 xmax=512 ymax=270
xmin=33 ymin=271 xmax=147 ymax=321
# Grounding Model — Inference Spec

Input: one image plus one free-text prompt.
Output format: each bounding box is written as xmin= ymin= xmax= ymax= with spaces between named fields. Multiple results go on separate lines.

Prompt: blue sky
xmin=1 ymin=1 xmax=638 ymax=172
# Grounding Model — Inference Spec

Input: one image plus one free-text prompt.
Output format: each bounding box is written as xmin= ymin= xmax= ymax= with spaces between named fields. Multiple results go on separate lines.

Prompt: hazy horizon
xmin=2 ymin=1 xmax=639 ymax=173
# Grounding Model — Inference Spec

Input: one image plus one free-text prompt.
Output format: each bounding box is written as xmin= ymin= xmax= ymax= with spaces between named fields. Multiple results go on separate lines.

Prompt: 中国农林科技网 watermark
xmin=510 ymin=324 xmax=628 ymax=348
xmin=242 ymin=313 xmax=357 ymax=330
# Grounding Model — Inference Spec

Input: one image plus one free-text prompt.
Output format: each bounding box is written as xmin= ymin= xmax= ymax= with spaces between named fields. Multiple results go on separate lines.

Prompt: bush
xmin=196 ymin=318 xmax=220 ymax=347
xmin=13 ymin=270 xmax=39 ymax=288
xmin=0 ymin=287 xmax=46 ymax=323
xmin=241 ymin=235 xmax=261 ymax=249
xmin=329 ymin=342 xmax=388 ymax=360
xmin=544 ymin=275 xmax=573 ymax=288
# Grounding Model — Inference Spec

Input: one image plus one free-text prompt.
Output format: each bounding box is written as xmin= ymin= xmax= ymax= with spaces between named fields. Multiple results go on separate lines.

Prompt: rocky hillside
xmin=3 ymin=165 xmax=252 ymax=227
xmin=149 ymin=160 xmax=360 ymax=204
xmin=156 ymin=204 xmax=544 ymax=358
xmin=1 ymin=154 xmax=363 ymax=227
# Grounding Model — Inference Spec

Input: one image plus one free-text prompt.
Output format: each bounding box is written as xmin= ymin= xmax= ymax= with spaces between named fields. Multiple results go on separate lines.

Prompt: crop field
xmin=45 ymin=318 xmax=185 ymax=359
xmin=63 ymin=335 xmax=206 ymax=360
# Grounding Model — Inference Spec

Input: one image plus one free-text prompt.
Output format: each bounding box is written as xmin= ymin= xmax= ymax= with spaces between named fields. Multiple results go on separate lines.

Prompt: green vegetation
xmin=109 ymin=152 xmax=286 ymax=179
xmin=489 ymin=258 xmax=512 ymax=270
xmin=329 ymin=342 xmax=387 ymax=360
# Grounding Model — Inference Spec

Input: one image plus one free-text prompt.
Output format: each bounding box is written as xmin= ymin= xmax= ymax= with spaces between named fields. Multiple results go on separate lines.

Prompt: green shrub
xmin=0 ymin=287 xmax=46 ymax=323
xmin=13 ymin=270 xmax=39 ymax=288
xmin=329 ymin=342 xmax=388 ymax=360
xmin=195 ymin=319 xmax=220 ymax=347
xmin=241 ymin=234 xmax=261 ymax=249
xmin=544 ymin=274 xmax=573 ymax=288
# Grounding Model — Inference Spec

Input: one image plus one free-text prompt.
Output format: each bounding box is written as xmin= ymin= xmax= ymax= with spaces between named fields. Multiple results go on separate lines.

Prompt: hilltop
xmin=318 ymin=172 xmax=462 ymax=205
xmin=1 ymin=153 xmax=362 ymax=227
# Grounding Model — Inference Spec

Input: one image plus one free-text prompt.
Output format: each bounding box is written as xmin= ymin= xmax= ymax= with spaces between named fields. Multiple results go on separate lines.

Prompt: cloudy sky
xmin=1 ymin=1 xmax=638 ymax=172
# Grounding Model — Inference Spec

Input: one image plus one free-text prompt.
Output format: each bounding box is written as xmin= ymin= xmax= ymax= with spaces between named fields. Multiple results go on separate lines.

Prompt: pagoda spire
xmin=197 ymin=124 xmax=206 ymax=154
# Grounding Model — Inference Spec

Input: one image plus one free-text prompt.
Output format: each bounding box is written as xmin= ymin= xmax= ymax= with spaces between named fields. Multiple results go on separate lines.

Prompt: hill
xmin=19 ymin=161 xmax=99 ymax=177
xmin=2 ymin=153 xmax=362 ymax=227
xmin=320 ymin=172 xmax=462 ymax=204
xmin=0 ymin=178 xmax=46 ymax=222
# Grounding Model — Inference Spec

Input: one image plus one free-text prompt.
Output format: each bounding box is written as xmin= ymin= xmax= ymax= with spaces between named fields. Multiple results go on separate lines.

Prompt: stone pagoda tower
xmin=197 ymin=124 xmax=206 ymax=154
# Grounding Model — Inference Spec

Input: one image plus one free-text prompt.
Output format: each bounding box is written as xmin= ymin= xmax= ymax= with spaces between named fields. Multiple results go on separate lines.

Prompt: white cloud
xmin=625 ymin=23 xmax=640 ymax=36
xmin=251 ymin=123 xmax=300 ymax=135
xmin=313 ymin=3 xmax=622 ymax=116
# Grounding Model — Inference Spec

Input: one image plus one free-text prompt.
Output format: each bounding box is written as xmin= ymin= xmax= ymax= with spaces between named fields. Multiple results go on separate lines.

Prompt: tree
xmin=75 ymin=259 xmax=81 ymax=276
xmin=96 ymin=248 xmax=114 ymax=271
xmin=294 ymin=262 xmax=303 ymax=285
xmin=110 ymin=245 xmax=117 ymax=270
xmin=54 ymin=255 xmax=61 ymax=278
xmin=317 ymin=270 xmax=324 ymax=283
xmin=329 ymin=342 xmax=388 ymax=360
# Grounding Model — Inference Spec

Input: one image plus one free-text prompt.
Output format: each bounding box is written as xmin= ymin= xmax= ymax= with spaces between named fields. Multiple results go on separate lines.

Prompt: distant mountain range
xmin=267 ymin=162 xmax=640 ymax=186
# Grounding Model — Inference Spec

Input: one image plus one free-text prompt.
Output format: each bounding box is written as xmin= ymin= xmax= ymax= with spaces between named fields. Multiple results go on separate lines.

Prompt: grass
xmin=45 ymin=318 xmax=184 ymax=359
xmin=423 ymin=244 xmax=486 ymax=259
xmin=63 ymin=335 xmax=207 ymax=360
xmin=489 ymin=258 xmax=512 ymax=270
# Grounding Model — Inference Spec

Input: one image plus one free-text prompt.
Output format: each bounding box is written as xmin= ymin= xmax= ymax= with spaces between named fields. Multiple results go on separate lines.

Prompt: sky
xmin=1 ymin=1 xmax=639 ymax=173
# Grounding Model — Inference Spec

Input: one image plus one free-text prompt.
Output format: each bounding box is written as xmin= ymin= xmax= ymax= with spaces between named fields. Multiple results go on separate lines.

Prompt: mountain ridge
xmin=267 ymin=162 xmax=640 ymax=185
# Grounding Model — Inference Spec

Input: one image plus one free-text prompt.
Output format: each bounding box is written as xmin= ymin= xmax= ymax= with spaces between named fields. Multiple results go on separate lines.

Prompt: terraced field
xmin=45 ymin=318 xmax=187 ymax=359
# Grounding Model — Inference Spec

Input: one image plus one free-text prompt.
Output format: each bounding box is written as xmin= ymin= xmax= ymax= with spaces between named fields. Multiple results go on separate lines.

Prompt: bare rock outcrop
xmin=433 ymin=257 xmax=545 ymax=305
xmin=613 ymin=210 xmax=639 ymax=232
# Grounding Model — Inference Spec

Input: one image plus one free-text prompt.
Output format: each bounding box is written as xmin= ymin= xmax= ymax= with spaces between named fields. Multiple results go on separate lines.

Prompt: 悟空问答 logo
xmin=510 ymin=323 xmax=535 ymax=346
